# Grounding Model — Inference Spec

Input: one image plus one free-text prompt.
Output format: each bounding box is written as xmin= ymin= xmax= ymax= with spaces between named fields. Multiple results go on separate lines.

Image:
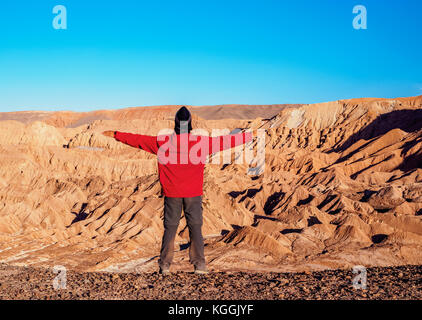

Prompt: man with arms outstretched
xmin=103 ymin=106 xmax=253 ymax=274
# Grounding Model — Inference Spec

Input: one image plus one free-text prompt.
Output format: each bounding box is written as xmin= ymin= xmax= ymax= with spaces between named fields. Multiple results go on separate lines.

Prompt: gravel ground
xmin=0 ymin=264 xmax=420 ymax=300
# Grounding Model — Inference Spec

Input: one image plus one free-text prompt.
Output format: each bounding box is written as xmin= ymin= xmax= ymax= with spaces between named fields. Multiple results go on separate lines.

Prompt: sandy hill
xmin=0 ymin=96 xmax=421 ymax=273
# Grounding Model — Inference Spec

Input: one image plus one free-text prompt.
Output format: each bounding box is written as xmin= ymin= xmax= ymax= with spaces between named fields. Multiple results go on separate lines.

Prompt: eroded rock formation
xmin=0 ymin=98 xmax=421 ymax=272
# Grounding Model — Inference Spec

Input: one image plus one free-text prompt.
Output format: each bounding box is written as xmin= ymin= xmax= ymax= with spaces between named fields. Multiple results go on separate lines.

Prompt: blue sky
xmin=0 ymin=0 xmax=421 ymax=112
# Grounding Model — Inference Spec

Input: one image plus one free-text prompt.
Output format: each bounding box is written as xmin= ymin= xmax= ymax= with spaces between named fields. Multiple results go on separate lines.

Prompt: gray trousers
xmin=158 ymin=196 xmax=206 ymax=270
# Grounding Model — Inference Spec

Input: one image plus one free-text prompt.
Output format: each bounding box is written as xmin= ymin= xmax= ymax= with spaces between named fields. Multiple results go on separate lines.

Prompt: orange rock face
xmin=0 ymin=99 xmax=421 ymax=273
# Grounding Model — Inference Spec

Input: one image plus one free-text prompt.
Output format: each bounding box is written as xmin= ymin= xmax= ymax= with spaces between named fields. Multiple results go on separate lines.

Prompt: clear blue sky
xmin=0 ymin=0 xmax=421 ymax=112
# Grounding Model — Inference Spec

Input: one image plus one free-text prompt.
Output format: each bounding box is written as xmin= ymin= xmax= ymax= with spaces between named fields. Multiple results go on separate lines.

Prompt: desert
xmin=0 ymin=96 xmax=421 ymax=299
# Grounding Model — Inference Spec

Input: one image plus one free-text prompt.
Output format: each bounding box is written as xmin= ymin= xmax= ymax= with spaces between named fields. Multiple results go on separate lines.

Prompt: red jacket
xmin=114 ymin=131 xmax=252 ymax=198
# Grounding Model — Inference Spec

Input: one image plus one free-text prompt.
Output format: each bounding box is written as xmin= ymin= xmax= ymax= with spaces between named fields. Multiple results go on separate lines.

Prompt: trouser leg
xmin=158 ymin=197 xmax=182 ymax=269
xmin=183 ymin=196 xmax=206 ymax=270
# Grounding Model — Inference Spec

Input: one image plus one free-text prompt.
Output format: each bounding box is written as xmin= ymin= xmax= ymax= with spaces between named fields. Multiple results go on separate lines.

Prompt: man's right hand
xmin=102 ymin=130 xmax=115 ymax=138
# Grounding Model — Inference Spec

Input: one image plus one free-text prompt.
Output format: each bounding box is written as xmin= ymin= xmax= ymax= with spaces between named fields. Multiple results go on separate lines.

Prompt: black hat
xmin=174 ymin=106 xmax=192 ymax=134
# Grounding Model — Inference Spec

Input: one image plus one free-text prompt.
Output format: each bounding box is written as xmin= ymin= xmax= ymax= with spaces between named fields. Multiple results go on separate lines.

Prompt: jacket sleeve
xmin=114 ymin=131 xmax=159 ymax=155
xmin=208 ymin=131 xmax=253 ymax=155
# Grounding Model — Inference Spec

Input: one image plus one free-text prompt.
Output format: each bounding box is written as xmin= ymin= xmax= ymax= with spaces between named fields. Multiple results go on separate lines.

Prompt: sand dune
xmin=0 ymin=96 xmax=421 ymax=273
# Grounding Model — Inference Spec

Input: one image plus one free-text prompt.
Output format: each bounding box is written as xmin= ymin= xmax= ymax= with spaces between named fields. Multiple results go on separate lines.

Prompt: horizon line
xmin=2 ymin=94 xmax=421 ymax=114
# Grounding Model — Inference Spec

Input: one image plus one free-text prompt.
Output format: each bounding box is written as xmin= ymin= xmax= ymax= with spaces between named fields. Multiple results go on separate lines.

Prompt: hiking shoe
xmin=194 ymin=268 xmax=209 ymax=275
xmin=159 ymin=267 xmax=170 ymax=275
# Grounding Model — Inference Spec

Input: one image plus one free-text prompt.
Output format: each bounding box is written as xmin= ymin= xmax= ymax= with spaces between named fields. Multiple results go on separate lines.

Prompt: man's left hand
xmin=102 ymin=130 xmax=115 ymax=138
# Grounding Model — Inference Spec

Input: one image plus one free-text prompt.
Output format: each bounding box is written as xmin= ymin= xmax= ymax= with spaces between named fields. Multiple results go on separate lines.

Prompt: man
xmin=103 ymin=106 xmax=253 ymax=274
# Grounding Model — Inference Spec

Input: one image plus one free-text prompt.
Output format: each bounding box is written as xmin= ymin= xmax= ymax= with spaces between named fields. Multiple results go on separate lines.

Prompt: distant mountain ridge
xmin=0 ymin=103 xmax=301 ymax=128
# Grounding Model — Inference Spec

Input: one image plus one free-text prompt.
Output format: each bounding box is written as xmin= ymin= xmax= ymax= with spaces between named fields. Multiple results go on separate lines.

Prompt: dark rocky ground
xmin=0 ymin=263 xmax=420 ymax=300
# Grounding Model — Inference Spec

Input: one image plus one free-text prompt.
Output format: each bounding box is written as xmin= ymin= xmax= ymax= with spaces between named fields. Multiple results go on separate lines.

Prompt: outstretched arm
xmin=102 ymin=130 xmax=159 ymax=155
xmin=208 ymin=130 xmax=255 ymax=155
